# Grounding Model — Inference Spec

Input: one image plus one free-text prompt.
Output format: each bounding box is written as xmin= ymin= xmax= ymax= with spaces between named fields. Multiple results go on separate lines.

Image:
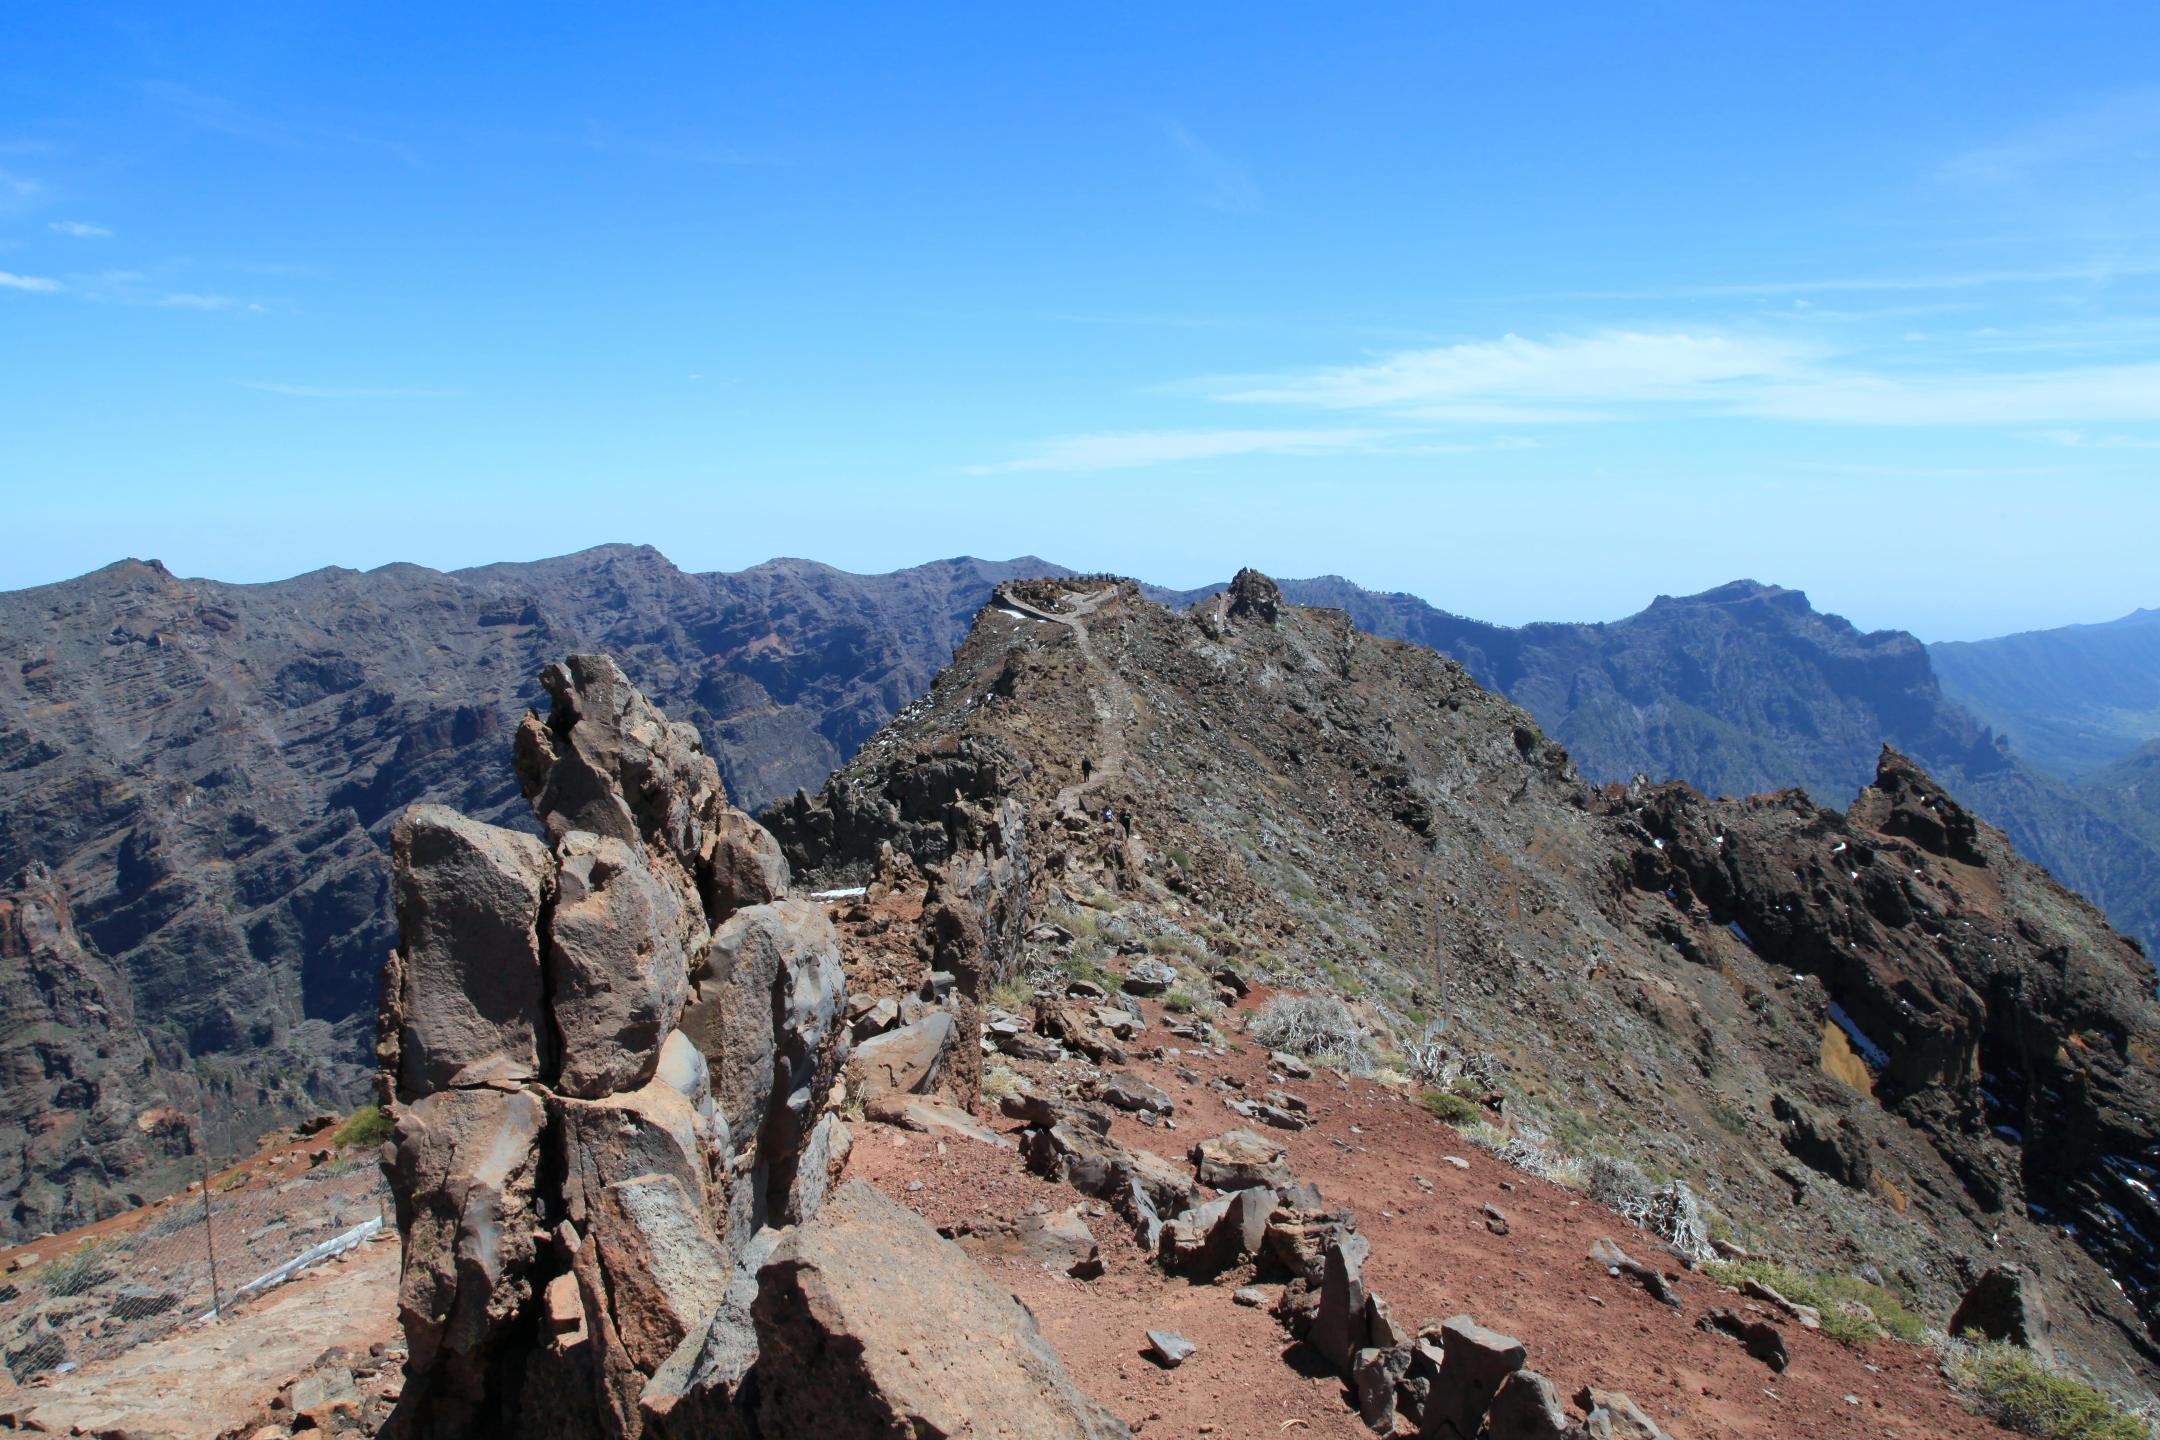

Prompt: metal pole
xmin=195 ymin=1100 xmax=224 ymax=1321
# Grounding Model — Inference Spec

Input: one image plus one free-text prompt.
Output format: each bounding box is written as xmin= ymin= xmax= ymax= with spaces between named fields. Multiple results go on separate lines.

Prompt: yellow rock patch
xmin=1820 ymin=1019 xmax=1875 ymax=1097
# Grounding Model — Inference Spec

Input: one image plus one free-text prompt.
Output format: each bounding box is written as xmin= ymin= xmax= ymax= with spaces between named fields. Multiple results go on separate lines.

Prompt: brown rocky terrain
xmin=768 ymin=571 xmax=2160 ymax=1397
xmin=8 ymin=646 xmax=2140 ymax=1439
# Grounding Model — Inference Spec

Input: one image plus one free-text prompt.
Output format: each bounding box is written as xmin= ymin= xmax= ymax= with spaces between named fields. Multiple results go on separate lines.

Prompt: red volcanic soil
xmin=848 ymin=990 xmax=2013 ymax=1440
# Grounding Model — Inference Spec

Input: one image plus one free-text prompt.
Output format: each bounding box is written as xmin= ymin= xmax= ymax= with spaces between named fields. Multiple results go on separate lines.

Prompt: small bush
xmin=41 ymin=1239 xmax=114 ymax=1294
xmin=981 ymin=1065 xmax=1024 ymax=1103
xmin=1250 ymin=993 xmax=1378 ymax=1075
xmin=1421 ymin=1091 xmax=1481 ymax=1125
xmin=334 ymin=1104 xmax=394 ymax=1149
xmin=1945 ymin=1336 xmax=2148 ymax=1440
xmin=1163 ymin=987 xmax=1197 ymax=1013
xmin=988 ymin=978 xmax=1035 ymax=1012
xmin=1703 ymin=1258 xmax=1925 ymax=1347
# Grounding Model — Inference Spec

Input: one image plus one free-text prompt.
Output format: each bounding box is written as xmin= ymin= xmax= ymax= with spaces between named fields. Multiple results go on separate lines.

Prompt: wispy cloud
xmin=1209 ymin=329 xmax=2160 ymax=428
xmin=0 ymin=170 xmax=38 ymax=198
xmin=2029 ymin=428 xmax=2160 ymax=451
xmin=0 ymin=270 xmax=61 ymax=292
xmin=239 ymin=381 xmax=461 ymax=399
xmin=1215 ymin=332 xmax=1814 ymax=419
xmin=1564 ymin=258 xmax=2160 ymax=301
xmin=1163 ymin=119 xmax=1259 ymax=213
xmin=49 ymin=220 xmax=112 ymax=238
xmin=971 ymin=427 xmax=1538 ymax=473
xmin=973 ymin=427 xmax=1383 ymax=473
xmin=1943 ymin=88 xmax=2160 ymax=188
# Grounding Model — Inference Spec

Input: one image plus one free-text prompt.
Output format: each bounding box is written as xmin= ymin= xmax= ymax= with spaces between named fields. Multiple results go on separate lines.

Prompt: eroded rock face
xmin=385 ymin=654 xmax=1120 ymax=1439
xmin=385 ymin=655 xmax=842 ymax=1438
xmin=751 ymin=1181 xmax=1132 ymax=1440
xmin=388 ymin=806 xmax=552 ymax=1099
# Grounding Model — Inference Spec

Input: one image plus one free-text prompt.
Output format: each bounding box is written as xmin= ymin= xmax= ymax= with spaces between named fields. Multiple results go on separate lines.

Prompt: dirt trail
xmin=998 ymin=585 xmax=1139 ymax=815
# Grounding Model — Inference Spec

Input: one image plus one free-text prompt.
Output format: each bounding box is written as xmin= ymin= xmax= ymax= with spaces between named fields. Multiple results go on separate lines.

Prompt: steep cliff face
xmin=771 ymin=573 xmax=2160 ymax=1381
xmin=1279 ymin=575 xmax=2160 ymax=961
xmin=0 ymin=549 xmax=1064 ymax=1238
xmin=0 ymin=865 xmax=195 ymax=1236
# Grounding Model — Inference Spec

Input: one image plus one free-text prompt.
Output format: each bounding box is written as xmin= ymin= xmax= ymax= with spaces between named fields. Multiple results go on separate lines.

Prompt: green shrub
xmin=1420 ymin=1091 xmax=1482 ymax=1125
xmin=1946 ymin=1336 xmax=2148 ymax=1440
xmin=1702 ymin=1258 xmax=1924 ymax=1346
xmin=42 ymin=1239 xmax=114 ymax=1293
xmin=333 ymin=1104 xmax=394 ymax=1149
xmin=988 ymin=978 xmax=1035 ymax=1011
xmin=1163 ymin=987 xmax=1197 ymax=1014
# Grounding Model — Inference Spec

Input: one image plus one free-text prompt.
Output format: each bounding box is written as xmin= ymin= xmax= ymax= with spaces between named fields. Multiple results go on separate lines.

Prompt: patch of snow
xmin=1827 ymin=999 xmax=1891 ymax=1069
xmin=810 ymin=886 xmax=868 ymax=901
xmin=1726 ymin=920 xmax=1754 ymax=949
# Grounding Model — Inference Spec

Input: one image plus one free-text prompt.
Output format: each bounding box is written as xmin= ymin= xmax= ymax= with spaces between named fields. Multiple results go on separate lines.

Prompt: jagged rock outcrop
xmin=382 ymin=654 xmax=847 ymax=1437
xmin=382 ymin=654 xmax=1116 ymax=1438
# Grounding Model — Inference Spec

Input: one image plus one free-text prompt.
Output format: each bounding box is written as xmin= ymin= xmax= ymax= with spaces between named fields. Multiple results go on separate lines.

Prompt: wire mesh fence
xmin=0 ymin=1147 xmax=390 ymax=1383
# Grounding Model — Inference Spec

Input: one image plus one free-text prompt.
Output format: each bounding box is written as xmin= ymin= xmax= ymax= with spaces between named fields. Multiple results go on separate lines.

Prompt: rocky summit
xmin=768 ymin=571 xmax=2160 ymax=1384
xmin=377 ymin=652 xmax=1120 ymax=1438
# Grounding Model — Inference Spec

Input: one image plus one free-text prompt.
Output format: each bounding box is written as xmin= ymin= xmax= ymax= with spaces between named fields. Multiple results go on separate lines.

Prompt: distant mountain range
xmin=1931 ymin=606 xmax=2160 ymax=778
xmin=0 ymin=544 xmax=2153 ymax=1238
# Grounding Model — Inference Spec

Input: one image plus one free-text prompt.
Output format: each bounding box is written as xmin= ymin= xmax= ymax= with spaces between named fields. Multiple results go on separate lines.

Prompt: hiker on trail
xmin=1119 ymin=810 xmax=1132 ymax=836
xmin=1081 ymin=755 xmax=1092 ymax=781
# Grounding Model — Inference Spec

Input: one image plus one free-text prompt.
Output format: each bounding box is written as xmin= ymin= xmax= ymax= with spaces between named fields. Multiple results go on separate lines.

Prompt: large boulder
xmin=548 ymin=832 xmax=694 ymax=1099
xmin=1191 ymin=1128 xmax=1293 ymax=1191
xmin=388 ymin=806 xmax=552 ymax=1100
xmin=387 ymin=1087 xmax=547 ymax=1423
xmin=752 ymin=1181 xmax=1130 ymax=1439
xmin=680 ymin=900 xmax=847 ymax=1231
xmin=844 ymin=1012 xmax=956 ymax=1102
xmin=1951 ymin=1262 xmax=2054 ymax=1359
xmin=1420 ymin=1315 xmax=1526 ymax=1439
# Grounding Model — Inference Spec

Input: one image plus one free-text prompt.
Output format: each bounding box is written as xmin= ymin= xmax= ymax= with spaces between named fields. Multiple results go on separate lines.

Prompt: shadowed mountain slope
xmin=0 ymin=546 xmax=1070 ymax=1237
xmin=1933 ymin=608 xmax=2160 ymax=780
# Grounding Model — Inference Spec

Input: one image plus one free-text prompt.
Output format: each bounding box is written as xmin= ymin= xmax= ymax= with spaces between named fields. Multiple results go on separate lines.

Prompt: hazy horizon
xmin=12 ymin=539 xmax=2152 ymax=646
xmin=7 ymin=5 xmax=2159 ymax=640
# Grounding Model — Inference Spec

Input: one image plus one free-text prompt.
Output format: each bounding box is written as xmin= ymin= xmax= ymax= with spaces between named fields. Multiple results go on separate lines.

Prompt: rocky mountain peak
xmin=771 ymin=579 xmax=2160 ymax=1381
xmin=1224 ymin=567 xmax=1283 ymax=623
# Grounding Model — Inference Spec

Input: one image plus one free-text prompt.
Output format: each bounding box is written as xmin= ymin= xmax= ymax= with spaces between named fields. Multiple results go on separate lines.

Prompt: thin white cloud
xmin=1566 ymin=258 xmax=2160 ymax=300
xmin=2029 ymin=428 xmax=2160 ymax=451
xmin=1943 ymin=88 xmax=2160 ymax=187
xmin=972 ymin=428 xmax=1539 ymax=473
xmin=0 ymin=170 xmax=38 ymax=198
xmin=1215 ymin=332 xmax=1814 ymax=416
xmin=155 ymin=292 xmax=238 ymax=310
xmin=1163 ymin=119 xmax=1259 ymax=213
xmin=239 ymin=382 xmax=461 ymax=399
xmin=1210 ymin=329 xmax=2160 ymax=428
xmin=973 ymin=427 xmax=1384 ymax=473
xmin=49 ymin=220 xmax=112 ymax=238
xmin=0 ymin=270 xmax=61 ymax=292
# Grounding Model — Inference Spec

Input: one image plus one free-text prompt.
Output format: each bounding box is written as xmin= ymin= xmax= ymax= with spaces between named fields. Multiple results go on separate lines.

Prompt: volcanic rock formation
xmin=380 ymin=654 xmax=1117 ymax=1437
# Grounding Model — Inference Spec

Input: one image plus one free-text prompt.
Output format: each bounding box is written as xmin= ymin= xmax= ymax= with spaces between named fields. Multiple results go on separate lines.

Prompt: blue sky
xmin=3 ymin=5 xmax=2158 ymax=640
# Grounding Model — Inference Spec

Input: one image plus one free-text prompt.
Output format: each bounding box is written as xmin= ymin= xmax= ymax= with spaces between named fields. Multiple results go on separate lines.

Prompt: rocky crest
xmin=380 ymin=654 xmax=1118 ymax=1437
xmin=770 ymin=572 xmax=2160 ymax=1383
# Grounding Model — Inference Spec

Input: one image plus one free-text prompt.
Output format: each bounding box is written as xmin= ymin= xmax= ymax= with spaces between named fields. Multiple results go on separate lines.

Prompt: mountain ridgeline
xmin=1273 ymin=576 xmax=2160 ymax=960
xmin=0 ymin=544 xmax=2153 ymax=1251
xmin=767 ymin=571 xmax=2160 ymax=1380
